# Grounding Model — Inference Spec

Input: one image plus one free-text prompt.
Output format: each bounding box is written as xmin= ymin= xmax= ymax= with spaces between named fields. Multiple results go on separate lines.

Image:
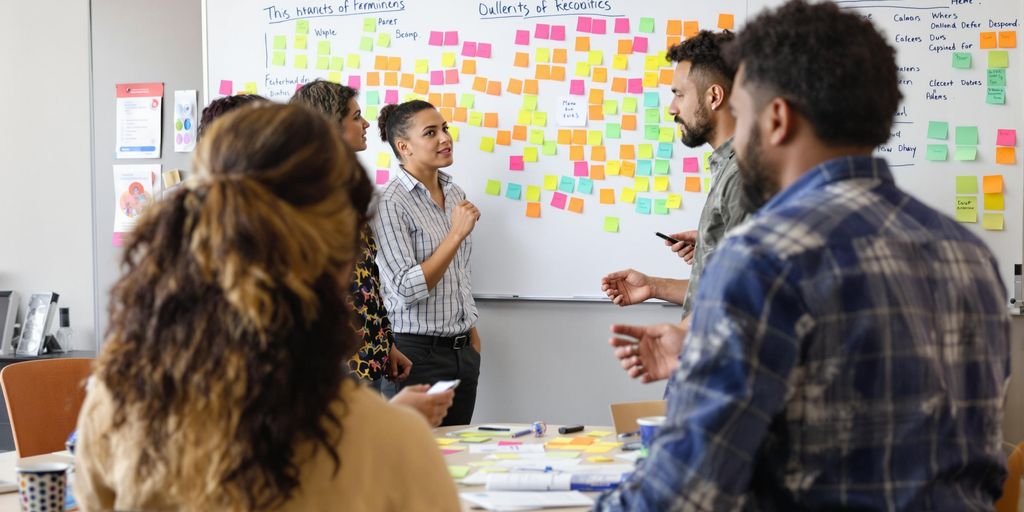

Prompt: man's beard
xmin=676 ymin=100 xmax=714 ymax=148
xmin=736 ymin=126 xmax=778 ymax=213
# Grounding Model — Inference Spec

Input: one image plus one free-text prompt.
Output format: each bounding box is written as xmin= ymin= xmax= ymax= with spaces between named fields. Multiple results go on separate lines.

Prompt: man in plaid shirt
xmin=599 ymin=1 xmax=1011 ymax=510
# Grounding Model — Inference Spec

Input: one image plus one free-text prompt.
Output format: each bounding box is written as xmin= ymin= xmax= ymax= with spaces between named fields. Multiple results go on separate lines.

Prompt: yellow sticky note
xmin=293 ymin=54 xmax=308 ymax=69
xmin=587 ymin=456 xmax=615 ymax=463
xmin=588 ymin=50 xmax=604 ymax=65
xmin=575 ymin=62 xmax=591 ymax=77
xmin=518 ymin=110 xmax=533 ymax=125
xmin=544 ymin=175 xmax=558 ymax=190
xmin=667 ymin=193 xmax=682 ymax=208
xmin=524 ymin=147 xmax=539 ymax=162
xmin=436 ymin=438 xmax=459 ymax=445
xmin=480 ymin=137 xmax=495 ymax=152
xmin=983 ymin=193 xmax=1004 ymax=210
xmin=493 ymin=453 xmax=521 ymax=460
xmin=982 ymin=213 xmax=1004 ymax=230
xmin=448 ymin=465 xmax=470 ymax=479
xmin=526 ymin=185 xmax=541 ymax=201
xmin=653 ymin=177 xmax=669 ymax=192
xmin=587 ymin=130 xmax=602 ymax=146
xmin=415 ymin=59 xmax=429 ymax=73
xmin=634 ymin=177 xmax=650 ymax=192
xmin=549 ymin=436 xmax=573 ymax=444
xmin=584 ymin=445 xmax=615 ymax=454
xmin=532 ymin=111 xmax=548 ymax=127
xmin=377 ymin=152 xmax=391 ymax=168
xmin=536 ymin=48 xmax=551 ymax=63
xmin=294 ymin=35 xmax=308 ymax=50
xmin=606 ymin=160 xmax=621 ymax=176
xmin=442 ymin=52 xmax=456 ymax=67
xmin=621 ymin=187 xmax=636 ymax=203
xmin=347 ymin=54 xmax=361 ymax=69
xmin=612 ymin=55 xmax=629 ymax=70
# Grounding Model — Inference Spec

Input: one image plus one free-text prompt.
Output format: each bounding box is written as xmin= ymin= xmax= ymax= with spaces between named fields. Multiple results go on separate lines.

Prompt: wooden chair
xmin=608 ymin=400 xmax=666 ymax=435
xmin=997 ymin=442 xmax=1024 ymax=512
xmin=0 ymin=358 xmax=92 ymax=457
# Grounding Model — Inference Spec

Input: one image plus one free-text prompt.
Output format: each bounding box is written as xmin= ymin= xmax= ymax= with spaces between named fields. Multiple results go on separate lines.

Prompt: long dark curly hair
xmin=96 ymin=103 xmax=371 ymax=510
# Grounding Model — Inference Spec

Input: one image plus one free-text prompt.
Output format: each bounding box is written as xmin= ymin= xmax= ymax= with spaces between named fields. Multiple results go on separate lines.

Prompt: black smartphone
xmin=655 ymin=232 xmax=680 ymax=244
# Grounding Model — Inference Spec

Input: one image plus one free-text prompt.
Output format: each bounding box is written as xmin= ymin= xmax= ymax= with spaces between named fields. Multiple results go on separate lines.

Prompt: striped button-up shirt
xmin=597 ymin=156 xmax=1011 ymax=511
xmin=371 ymin=167 xmax=477 ymax=336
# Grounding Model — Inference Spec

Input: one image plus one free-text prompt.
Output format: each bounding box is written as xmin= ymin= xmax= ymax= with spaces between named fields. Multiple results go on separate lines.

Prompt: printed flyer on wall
xmin=115 ymin=82 xmax=164 ymax=159
xmin=112 ymin=164 xmax=161 ymax=247
xmin=173 ymin=89 xmax=198 ymax=152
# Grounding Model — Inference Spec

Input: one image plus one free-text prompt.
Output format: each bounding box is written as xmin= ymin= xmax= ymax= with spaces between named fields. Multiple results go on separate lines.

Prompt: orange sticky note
xmin=414 ymin=79 xmax=429 ymax=94
xmin=553 ymin=48 xmax=567 ymax=64
xmin=588 ymin=105 xmax=604 ymax=121
xmin=589 ymin=88 xmax=604 ymax=105
xmin=486 ymin=80 xmax=501 ymax=95
xmin=496 ymin=130 xmax=511 ymax=145
xmin=439 ymin=107 xmax=454 ymax=122
xmin=666 ymin=20 xmax=682 ymax=36
xmin=611 ymin=77 xmax=627 ymax=93
xmin=442 ymin=93 xmax=457 ymax=108
xmin=472 ymin=76 xmax=488 ymax=92
xmin=996 ymin=146 xmax=1016 ymax=164
xmin=569 ymin=436 xmax=594 ymax=445
xmin=366 ymin=72 xmax=381 ymax=86
xmin=980 ymin=32 xmax=997 ymax=49
xmin=620 ymin=160 xmax=636 ymax=177
xmin=526 ymin=202 xmax=541 ymax=218
xmin=484 ymin=112 xmax=499 ymax=128
xmin=592 ymin=67 xmax=608 ymax=83
xmin=572 ymin=130 xmax=588 ymax=145
xmin=718 ymin=13 xmax=735 ymax=30
xmin=375 ymin=55 xmax=389 ymax=70
xmin=620 ymin=144 xmax=635 ymax=159
xmin=550 ymin=66 xmax=566 ymax=81
xmin=570 ymin=145 xmax=585 ymax=161
xmin=400 ymin=73 xmax=415 ymax=89
xmin=514 ymin=52 xmax=529 ymax=67
xmin=590 ymin=165 xmax=605 ymax=180
xmin=454 ymin=107 xmax=468 ymax=122
xmin=600 ymin=188 xmax=615 ymax=204
xmin=666 ymin=35 xmax=681 ymax=49
xmin=557 ymin=129 xmax=571 ymax=145
xmin=685 ymin=176 xmax=702 ymax=192
xmin=388 ymin=56 xmax=402 ymax=71
xmin=568 ymin=197 xmax=584 ymax=213
xmin=617 ymin=39 xmax=633 ymax=54
xmin=660 ymin=68 xmax=674 ymax=85
xmin=999 ymin=31 xmax=1017 ymax=48
xmin=575 ymin=36 xmax=591 ymax=51
xmin=428 ymin=93 xmax=442 ymax=105
xmin=524 ymin=79 xmax=539 ymax=94
xmin=507 ymin=78 xmax=523 ymax=94
xmin=683 ymin=21 xmax=699 ymax=38
xmin=592 ymin=146 xmax=607 ymax=161
xmin=512 ymin=125 xmax=528 ymax=141
xmin=384 ymin=71 xmax=398 ymax=86
xmin=982 ymin=175 xmax=1003 ymax=194
xmin=536 ymin=65 xmax=551 ymax=80
xmin=622 ymin=115 xmax=637 ymax=131
xmin=462 ymin=59 xmax=477 ymax=74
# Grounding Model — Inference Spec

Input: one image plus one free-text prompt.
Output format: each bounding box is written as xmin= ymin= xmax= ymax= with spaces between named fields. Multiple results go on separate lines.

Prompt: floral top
xmin=348 ymin=225 xmax=394 ymax=381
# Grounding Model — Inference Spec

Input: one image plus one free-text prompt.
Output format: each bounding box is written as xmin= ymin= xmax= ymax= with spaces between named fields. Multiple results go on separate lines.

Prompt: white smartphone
xmin=427 ymin=379 xmax=460 ymax=394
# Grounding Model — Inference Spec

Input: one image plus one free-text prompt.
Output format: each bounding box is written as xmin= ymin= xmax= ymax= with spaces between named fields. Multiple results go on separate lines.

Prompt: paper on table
xmin=469 ymin=444 xmax=546 ymax=454
xmin=460 ymin=491 xmax=593 ymax=511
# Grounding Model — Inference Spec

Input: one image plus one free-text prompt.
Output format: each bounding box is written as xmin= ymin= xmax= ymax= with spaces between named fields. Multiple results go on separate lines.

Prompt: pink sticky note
xmin=218 ymin=80 xmax=233 ymax=96
xmin=997 ymin=129 xmax=1017 ymax=147
xmin=347 ymin=75 xmax=361 ymax=90
xmin=551 ymin=25 xmax=566 ymax=41
xmin=633 ymin=36 xmax=649 ymax=53
xmin=627 ymin=78 xmax=643 ymax=94
xmin=574 ymin=161 xmax=589 ymax=176
xmin=569 ymin=79 xmax=586 ymax=95
xmin=535 ymin=23 xmax=550 ymax=39
xmin=477 ymin=43 xmax=493 ymax=58
xmin=444 ymin=31 xmax=458 ymax=45
xmin=592 ymin=18 xmax=607 ymax=34
xmin=430 ymin=70 xmax=445 ymax=85
xmin=441 ymin=449 xmax=461 ymax=456
xmin=551 ymin=191 xmax=568 ymax=209
xmin=462 ymin=41 xmax=477 ymax=57
xmin=509 ymin=155 xmax=525 ymax=171
xmin=515 ymin=30 xmax=530 ymax=45
xmin=112 ymin=232 xmax=124 ymax=247
xmin=295 ymin=83 xmax=304 ymax=92
xmin=577 ymin=16 xmax=592 ymax=33
xmin=375 ymin=170 xmax=390 ymax=184
xmin=429 ymin=31 xmax=443 ymax=46
xmin=385 ymin=89 xmax=399 ymax=104
xmin=683 ymin=157 xmax=699 ymax=173
xmin=498 ymin=441 xmax=523 ymax=446
xmin=614 ymin=18 xmax=630 ymax=33
xmin=444 ymin=69 xmax=460 ymax=84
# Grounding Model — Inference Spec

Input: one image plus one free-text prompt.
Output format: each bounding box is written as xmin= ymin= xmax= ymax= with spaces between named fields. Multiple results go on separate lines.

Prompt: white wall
xmin=0 ymin=1 xmax=95 ymax=350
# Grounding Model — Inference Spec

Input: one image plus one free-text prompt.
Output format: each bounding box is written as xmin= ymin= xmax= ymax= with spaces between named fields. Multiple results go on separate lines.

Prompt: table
xmin=0 ymin=450 xmax=75 ymax=510
xmin=436 ymin=424 xmax=630 ymax=511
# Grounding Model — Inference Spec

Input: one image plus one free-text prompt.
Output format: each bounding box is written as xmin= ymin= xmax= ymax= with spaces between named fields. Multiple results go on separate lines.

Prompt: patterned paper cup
xmin=16 ymin=462 xmax=69 ymax=512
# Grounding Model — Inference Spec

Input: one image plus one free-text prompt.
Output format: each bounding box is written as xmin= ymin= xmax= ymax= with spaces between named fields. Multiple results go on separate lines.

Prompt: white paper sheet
xmin=460 ymin=491 xmax=593 ymax=511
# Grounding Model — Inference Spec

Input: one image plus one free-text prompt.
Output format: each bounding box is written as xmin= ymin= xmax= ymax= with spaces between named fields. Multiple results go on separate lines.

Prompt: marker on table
xmin=510 ymin=428 xmax=535 ymax=438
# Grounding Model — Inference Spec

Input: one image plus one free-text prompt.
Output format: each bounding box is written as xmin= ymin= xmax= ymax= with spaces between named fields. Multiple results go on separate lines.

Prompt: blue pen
xmin=510 ymin=428 xmax=534 ymax=438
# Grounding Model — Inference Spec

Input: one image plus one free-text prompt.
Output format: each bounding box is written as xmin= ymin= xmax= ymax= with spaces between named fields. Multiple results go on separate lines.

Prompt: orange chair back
xmin=0 ymin=358 xmax=93 ymax=457
xmin=997 ymin=442 xmax=1024 ymax=512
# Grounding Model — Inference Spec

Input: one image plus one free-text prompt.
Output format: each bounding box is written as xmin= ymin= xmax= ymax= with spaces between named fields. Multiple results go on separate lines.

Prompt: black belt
xmin=400 ymin=332 xmax=471 ymax=350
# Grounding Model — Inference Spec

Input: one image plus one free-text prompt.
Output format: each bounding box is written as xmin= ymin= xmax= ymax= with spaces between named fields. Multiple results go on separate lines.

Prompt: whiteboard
xmin=203 ymin=0 xmax=1023 ymax=299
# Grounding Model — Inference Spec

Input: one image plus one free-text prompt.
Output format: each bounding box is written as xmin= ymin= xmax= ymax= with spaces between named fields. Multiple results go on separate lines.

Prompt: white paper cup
xmin=636 ymin=416 xmax=666 ymax=454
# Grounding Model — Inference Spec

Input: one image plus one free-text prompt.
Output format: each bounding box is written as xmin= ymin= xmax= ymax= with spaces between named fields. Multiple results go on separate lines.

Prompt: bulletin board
xmin=203 ymin=0 xmax=1023 ymax=299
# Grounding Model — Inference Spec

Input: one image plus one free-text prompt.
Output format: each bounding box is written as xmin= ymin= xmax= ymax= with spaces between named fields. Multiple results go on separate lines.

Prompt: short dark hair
xmin=726 ymin=0 xmax=902 ymax=147
xmin=666 ymin=31 xmax=737 ymax=94
xmin=377 ymin=100 xmax=436 ymax=158
xmin=197 ymin=94 xmax=267 ymax=142
xmin=290 ymin=80 xmax=358 ymax=122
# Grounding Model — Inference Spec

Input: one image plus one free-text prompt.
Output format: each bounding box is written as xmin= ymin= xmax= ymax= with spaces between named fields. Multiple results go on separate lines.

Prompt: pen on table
xmin=510 ymin=428 xmax=534 ymax=438
xmin=617 ymin=431 xmax=638 ymax=439
xmin=477 ymin=426 xmax=511 ymax=432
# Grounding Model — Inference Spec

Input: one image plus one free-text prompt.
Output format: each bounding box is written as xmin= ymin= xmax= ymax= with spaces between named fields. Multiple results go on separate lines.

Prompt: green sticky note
xmin=469 ymin=112 xmax=483 ymax=127
xmin=644 ymin=108 xmax=660 ymax=124
xmin=639 ymin=17 xmax=655 ymax=33
xmin=293 ymin=54 xmax=308 ymax=69
xmin=982 ymin=213 xmax=1004 ymax=231
xmin=529 ymin=129 xmax=544 ymax=145
xmin=522 ymin=95 xmax=538 ymax=111
xmin=360 ymin=37 xmax=374 ymax=51
xmin=294 ymin=35 xmax=308 ymax=50
xmin=318 ymin=40 xmax=331 ymax=55
xmin=954 ymin=146 xmax=977 ymax=161
xmin=365 ymin=91 xmax=380 ymax=105
xmin=951 ymin=52 xmax=971 ymax=69
xmin=603 ymin=99 xmax=618 ymax=115
xmin=271 ymin=51 xmax=286 ymax=66
xmin=663 ymin=107 xmax=674 ymax=122
xmin=363 ymin=106 xmax=378 ymax=120
xmin=526 ymin=185 xmax=541 ymax=201
xmin=273 ymin=35 xmax=287 ymax=50
xmin=955 ymin=196 xmax=977 ymax=223
xmin=644 ymin=125 xmax=660 ymax=140
xmin=954 ymin=126 xmax=978 ymax=146
xmin=330 ymin=57 xmax=344 ymax=71
xmin=606 ymin=123 xmax=622 ymax=139
xmin=347 ymin=54 xmax=361 ymax=69
xmin=377 ymin=32 xmax=392 ymax=48
xmin=658 ymin=127 xmax=674 ymax=143
xmin=955 ymin=176 xmax=978 ymax=194
xmin=532 ymin=112 xmax=548 ymax=127
xmin=654 ymin=159 xmax=670 ymax=174
xmin=363 ymin=17 xmax=377 ymax=32
xmin=485 ymin=179 xmax=501 ymax=195
xmin=925 ymin=144 xmax=947 ymax=161
xmin=459 ymin=93 xmax=475 ymax=108
xmin=927 ymin=121 xmax=948 ymax=140
xmin=986 ymin=87 xmax=1006 ymax=105
xmin=506 ymin=183 xmax=522 ymax=200
xmin=988 ymin=50 xmax=1009 ymax=68
xmin=542 ymin=141 xmax=557 ymax=156
xmin=654 ymin=199 xmax=669 ymax=215
xmin=622 ymin=97 xmax=638 ymax=113
xmin=316 ymin=56 xmax=329 ymax=70
xmin=604 ymin=216 xmax=620 ymax=233
xmin=988 ymin=68 xmax=1006 ymax=86
xmin=296 ymin=20 xmax=309 ymax=34
xmin=448 ymin=465 xmax=471 ymax=479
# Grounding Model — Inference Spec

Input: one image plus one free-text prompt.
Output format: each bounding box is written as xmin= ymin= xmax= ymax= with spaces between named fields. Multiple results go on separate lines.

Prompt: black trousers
xmin=388 ymin=333 xmax=481 ymax=426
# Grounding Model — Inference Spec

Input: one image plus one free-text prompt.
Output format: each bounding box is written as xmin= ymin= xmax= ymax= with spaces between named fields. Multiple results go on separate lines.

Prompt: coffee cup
xmin=16 ymin=462 xmax=69 ymax=512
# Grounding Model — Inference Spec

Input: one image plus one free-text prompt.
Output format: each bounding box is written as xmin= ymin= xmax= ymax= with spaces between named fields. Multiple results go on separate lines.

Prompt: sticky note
xmin=359 ymin=37 xmax=373 ymax=51
xmin=982 ymin=213 xmax=1004 ymax=230
xmin=524 ymin=147 xmax=539 ymax=162
xmin=635 ymin=197 xmax=652 ymax=214
xmin=480 ymin=137 xmax=495 ymax=153
xmin=551 ymin=25 xmax=566 ymax=41
xmin=448 ymin=466 xmax=470 ymax=479
xmin=653 ymin=199 xmax=669 ymax=215
xmin=653 ymin=160 xmax=669 ymax=175
xmin=644 ymin=125 xmax=660 ymax=141
xmin=606 ymin=123 xmax=622 ymax=139
xmin=987 ymin=87 xmax=1006 ymax=105
xmin=667 ymin=193 xmax=682 ymax=208
xmin=998 ymin=31 xmax=1016 ymax=48
xmin=954 ymin=146 xmax=977 ymax=161
xmin=578 ymin=177 xmax=594 ymax=195
xmin=587 ymin=130 xmax=602 ymax=146
xmin=682 ymin=157 xmax=699 ymax=173
xmin=365 ymin=91 xmax=380 ymax=105
xmin=570 ymin=79 xmax=586 ymax=95
xmin=633 ymin=36 xmax=649 ymax=53
xmin=684 ymin=176 xmax=701 ymax=192
xmin=431 ymin=70 xmax=445 ymax=85
xmin=460 ymin=436 xmax=490 ymax=443
xmin=955 ymin=196 xmax=977 ymax=223
xmin=955 ymin=126 xmax=979 ymax=146
xmin=509 ymin=155 xmax=525 ymax=171
xmin=568 ymin=197 xmax=584 ymax=213
xmin=573 ymin=162 xmax=589 ymax=177
xmin=657 ymin=143 xmax=673 ymax=159
xmin=543 ymin=175 xmax=558 ymax=191
xmin=293 ymin=54 xmax=308 ymax=69
xmin=982 ymin=175 xmax=1003 ymax=194
xmin=444 ymin=30 xmax=458 ymax=45
xmin=995 ymin=130 xmax=1015 ymax=148
xmin=385 ymin=89 xmax=399 ymax=104
xmin=603 ymin=99 xmax=618 ymax=115
xmin=980 ymin=31 xmax=997 ymax=48
xmin=653 ymin=177 xmax=669 ymax=192
xmin=634 ymin=177 xmax=649 ymax=192
xmin=604 ymin=216 xmax=619 ymax=233
xmin=927 ymin=121 xmax=948 ymax=140
xmin=272 ymin=35 xmax=287 ymax=50
xmin=347 ymin=54 xmax=361 ymax=69
xmin=560 ymin=176 xmax=576 ymax=193
xmin=330 ymin=57 xmax=344 ymax=71
xmin=375 ymin=170 xmax=389 ymax=185
xmin=429 ymin=31 xmax=443 ymax=46
xmin=295 ymin=19 xmax=309 ymax=34
xmin=218 ymin=80 xmax=233 ymax=96
xmin=718 ymin=13 xmax=735 ymax=29
xmin=636 ymin=161 xmax=652 ymax=176
xmin=515 ymin=29 xmax=530 ymax=45
xmin=477 ymin=43 xmax=492 ymax=58
xmin=272 ymin=52 xmax=286 ymax=66
xmin=996 ymin=147 xmax=1016 ymax=164
xmin=485 ymin=179 xmax=501 ymax=196
xmin=526 ymin=185 xmax=541 ymax=202
xmin=639 ymin=17 xmax=655 ymax=33
xmin=925 ymin=145 xmax=947 ymax=161
xmin=658 ymin=127 xmax=674 ymax=143
xmin=955 ymin=176 xmax=978 ymax=194
xmin=577 ymin=16 xmax=592 ymax=33
xmin=532 ymin=112 xmax=547 ymax=127
xmin=988 ymin=50 xmax=1009 ymax=68
xmin=988 ymin=68 xmax=1006 ymax=86
xmin=551 ymin=192 xmax=568 ymax=209
xmin=984 ymin=192 xmax=1004 ymax=210
xmin=543 ymin=141 xmax=557 ymax=156
xmin=503 ymin=183 xmax=522 ymax=201
xmin=951 ymin=52 xmax=971 ymax=69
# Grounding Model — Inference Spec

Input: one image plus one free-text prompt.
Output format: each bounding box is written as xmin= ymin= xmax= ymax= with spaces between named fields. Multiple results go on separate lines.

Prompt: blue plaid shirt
xmin=596 ymin=156 xmax=1011 ymax=511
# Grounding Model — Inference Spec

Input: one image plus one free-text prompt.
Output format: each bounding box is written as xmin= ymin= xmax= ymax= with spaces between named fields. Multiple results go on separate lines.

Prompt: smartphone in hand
xmin=427 ymin=379 xmax=460 ymax=394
